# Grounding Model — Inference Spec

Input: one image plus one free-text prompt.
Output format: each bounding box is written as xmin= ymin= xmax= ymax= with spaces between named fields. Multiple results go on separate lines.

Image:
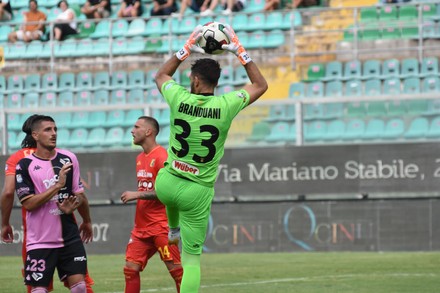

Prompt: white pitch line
xmin=104 ymin=273 xmax=438 ymax=293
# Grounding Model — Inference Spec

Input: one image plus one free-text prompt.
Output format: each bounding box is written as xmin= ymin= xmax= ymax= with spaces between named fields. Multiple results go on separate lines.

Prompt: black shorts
xmin=24 ymin=243 xmax=87 ymax=287
xmin=54 ymin=23 xmax=78 ymax=40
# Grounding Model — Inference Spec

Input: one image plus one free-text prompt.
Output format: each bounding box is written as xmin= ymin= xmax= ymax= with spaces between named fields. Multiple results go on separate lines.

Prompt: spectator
xmin=8 ymin=0 xmax=46 ymax=43
xmin=172 ymin=0 xmax=218 ymax=19
xmin=81 ymin=0 xmax=111 ymax=19
xmin=151 ymin=0 xmax=177 ymax=16
xmin=53 ymin=0 xmax=78 ymax=40
xmin=0 ymin=0 xmax=13 ymax=21
xmin=221 ymin=0 xmax=245 ymax=15
xmin=117 ymin=0 xmax=143 ymax=18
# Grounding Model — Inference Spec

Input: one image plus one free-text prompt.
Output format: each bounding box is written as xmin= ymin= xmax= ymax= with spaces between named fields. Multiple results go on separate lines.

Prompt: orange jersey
xmin=5 ymin=148 xmax=36 ymax=176
xmin=132 ymin=146 xmax=169 ymax=238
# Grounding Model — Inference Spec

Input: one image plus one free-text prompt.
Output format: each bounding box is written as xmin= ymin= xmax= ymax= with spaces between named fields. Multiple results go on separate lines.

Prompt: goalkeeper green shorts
xmin=156 ymin=169 xmax=215 ymax=255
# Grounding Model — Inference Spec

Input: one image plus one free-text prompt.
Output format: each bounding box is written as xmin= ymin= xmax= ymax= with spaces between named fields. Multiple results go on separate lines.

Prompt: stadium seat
xmin=322 ymin=61 xmax=343 ymax=82
xmin=7 ymin=93 xmax=22 ymax=108
xmin=404 ymin=117 xmax=429 ymax=139
xmin=289 ymin=82 xmax=305 ymax=99
xmin=266 ymin=121 xmax=290 ymax=143
xmin=324 ymin=102 xmax=344 ymax=119
xmin=345 ymin=79 xmax=362 ymax=97
xmin=218 ymin=66 xmax=234 ymax=86
xmin=306 ymin=81 xmax=324 ymax=98
xmin=322 ymin=119 xmax=345 ymax=141
xmin=7 ymin=75 xmax=24 ymax=92
xmin=146 ymin=88 xmax=163 ymax=104
xmin=364 ymin=78 xmax=382 ymax=96
xmin=55 ymin=128 xmax=70 ymax=148
xmin=422 ymin=76 xmax=440 ymax=93
xmin=343 ymin=119 xmax=365 ymax=140
xmin=58 ymin=91 xmax=75 ymax=107
xmin=106 ymin=109 xmax=125 ymax=127
xmin=128 ymin=70 xmax=146 ymax=88
xmin=54 ymin=39 xmax=77 ymax=58
xmin=144 ymin=18 xmax=163 ymax=36
xmin=158 ymin=108 xmax=170 ymax=126
xmin=360 ymin=6 xmax=378 ymax=23
xmin=77 ymin=90 xmax=92 ymax=105
xmin=83 ymin=127 xmax=106 ymax=148
xmin=232 ymin=13 xmax=249 ymax=32
xmin=380 ymin=5 xmax=398 ymax=22
xmin=24 ymin=74 xmax=41 ymax=92
xmin=94 ymin=71 xmax=111 ymax=89
xmin=402 ymin=77 xmax=420 ymax=94
xmin=347 ymin=102 xmax=367 ymax=118
xmin=367 ymin=101 xmax=387 ymax=117
xmin=265 ymin=11 xmax=284 ymax=30
xmin=6 ymin=42 xmax=26 ymax=60
xmin=68 ymin=128 xmax=88 ymax=148
xmin=75 ymin=38 xmax=94 ymax=57
xmin=363 ymin=118 xmax=385 ymax=140
xmin=304 ymin=120 xmax=327 ymax=141
xmin=247 ymin=121 xmax=271 ymax=142
xmin=381 ymin=25 xmax=401 ymax=39
xmin=112 ymin=37 xmax=127 ymax=55
xmin=110 ymin=89 xmax=126 ymax=104
xmin=146 ymin=69 xmax=158 ymax=89
xmin=88 ymin=111 xmax=107 ymax=128
xmin=265 ymin=29 xmax=285 ymax=48
xmin=89 ymin=19 xmax=110 ymax=39
xmin=388 ymin=100 xmax=407 ymax=116
xmin=40 ymin=92 xmax=57 ymax=107
xmin=89 ymin=38 xmax=111 ymax=57
xmin=342 ymin=60 xmax=362 ymax=81
xmin=103 ymin=127 xmax=125 ymax=148
xmin=420 ymin=57 xmax=438 ymax=78
xmin=124 ymin=109 xmax=144 ymax=127
xmin=426 ymin=116 xmax=440 ymax=138
xmin=233 ymin=66 xmax=249 ymax=86
xmin=247 ymin=30 xmax=265 ymax=49
xmin=111 ymin=71 xmax=128 ymax=89
xmin=23 ymin=93 xmax=39 ymax=108
xmin=382 ymin=118 xmax=405 ymax=139
xmin=383 ymin=77 xmax=401 ymax=95
xmin=381 ymin=59 xmax=400 ymax=79
xmin=265 ymin=105 xmax=286 ymax=122
xmin=0 ymin=25 xmax=12 ymax=43
xmin=305 ymin=63 xmax=325 ymax=82
xmin=128 ymin=89 xmax=146 ymax=104
xmin=362 ymin=59 xmax=381 ymax=80
xmin=216 ymin=84 xmax=234 ymax=95
xmin=76 ymin=72 xmax=93 ymax=90
xmin=24 ymin=41 xmax=46 ymax=59
xmin=157 ymin=125 xmax=170 ymax=146
xmin=247 ymin=12 xmax=266 ymax=32
xmin=51 ymin=112 xmax=73 ymax=129
xmin=283 ymin=10 xmax=302 ymax=29
xmin=76 ymin=21 xmax=96 ymax=38
xmin=93 ymin=90 xmax=110 ymax=105
xmin=112 ymin=19 xmax=129 ymax=38
xmin=58 ymin=72 xmax=76 ymax=91
xmin=41 ymin=73 xmax=58 ymax=91
xmin=0 ymin=76 xmax=6 ymax=93
xmin=125 ymin=36 xmax=146 ymax=55
xmin=179 ymin=68 xmax=191 ymax=87
xmin=7 ymin=113 xmax=22 ymax=131
xmin=325 ymin=80 xmax=343 ymax=97
xmin=71 ymin=111 xmax=90 ymax=128
xmin=400 ymin=58 xmax=420 ymax=78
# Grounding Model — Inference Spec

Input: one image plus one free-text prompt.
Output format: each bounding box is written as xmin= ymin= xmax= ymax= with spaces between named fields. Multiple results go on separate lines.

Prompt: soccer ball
xmin=198 ymin=22 xmax=230 ymax=55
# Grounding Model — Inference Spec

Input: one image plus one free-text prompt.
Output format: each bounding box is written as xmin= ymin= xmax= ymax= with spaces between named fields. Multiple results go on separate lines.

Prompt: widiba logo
xmin=74 ymin=256 xmax=87 ymax=262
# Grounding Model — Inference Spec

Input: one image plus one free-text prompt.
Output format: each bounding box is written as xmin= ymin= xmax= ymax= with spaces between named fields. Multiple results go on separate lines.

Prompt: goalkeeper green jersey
xmin=161 ymin=79 xmax=250 ymax=187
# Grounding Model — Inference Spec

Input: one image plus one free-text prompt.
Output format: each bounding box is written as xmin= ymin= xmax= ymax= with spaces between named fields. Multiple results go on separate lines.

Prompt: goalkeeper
xmin=153 ymin=24 xmax=268 ymax=292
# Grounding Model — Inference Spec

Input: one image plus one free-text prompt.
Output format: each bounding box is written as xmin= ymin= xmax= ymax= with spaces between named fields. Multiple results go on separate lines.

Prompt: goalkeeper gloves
xmin=221 ymin=24 xmax=252 ymax=66
xmin=175 ymin=25 xmax=205 ymax=61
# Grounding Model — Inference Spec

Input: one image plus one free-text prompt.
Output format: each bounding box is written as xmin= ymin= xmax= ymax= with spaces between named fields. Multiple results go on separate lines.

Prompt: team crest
xmin=150 ymin=159 xmax=155 ymax=167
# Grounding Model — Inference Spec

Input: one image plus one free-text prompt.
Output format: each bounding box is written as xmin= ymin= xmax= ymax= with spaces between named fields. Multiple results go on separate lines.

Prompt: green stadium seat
xmin=156 ymin=37 xmax=171 ymax=54
xmin=381 ymin=59 xmax=400 ymax=79
xmin=59 ymin=72 xmax=75 ymax=91
xmin=112 ymin=19 xmax=129 ymax=38
xmin=322 ymin=61 xmax=343 ymax=82
xmin=89 ymin=19 xmax=110 ymax=39
xmin=71 ymin=112 xmax=90 ymax=128
xmin=83 ymin=127 xmax=106 ymax=148
xmin=400 ymin=58 xmax=420 ymax=78
xmin=68 ymin=128 xmax=88 ymax=148
xmin=111 ymin=71 xmax=127 ymax=89
xmin=360 ymin=6 xmax=378 ymax=23
xmin=266 ymin=121 xmax=290 ymax=143
xmin=7 ymin=93 xmax=22 ymax=108
xmin=305 ymin=120 xmax=327 ymax=142
xmin=383 ymin=77 xmax=401 ymax=95
xmin=40 ymin=92 xmax=57 ymax=107
xmin=403 ymin=77 xmax=420 ymax=94
xmin=94 ymin=71 xmax=110 ymax=89
xmin=7 ymin=113 xmax=22 ymax=131
xmin=124 ymin=109 xmax=143 ymax=127
xmin=110 ymin=89 xmax=126 ymax=104
xmin=88 ymin=111 xmax=107 ymax=128
xmin=112 ymin=37 xmax=127 ymax=55
xmin=364 ymin=78 xmax=382 ymax=96
xmin=77 ymin=90 xmax=92 ymax=105
xmin=422 ymin=76 xmax=440 ymax=93
xmin=363 ymin=118 xmax=385 ymax=140
xmin=77 ymin=21 xmax=96 ymax=38
xmin=421 ymin=3 xmax=437 ymax=19
xmin=322 ymin=119 xmax=345 ymax=141
xmin=383 ymin=118 xmax=405 ymax=139
xmin=93 ymin=90 xmax=110 ymax=105
xmin=426 ymin=116 xmax=440 ymax=138
xmin=106 ymin=109 xmax=125 ymax=127
xmin=381 ymin=25 xmax=401 ymax=39
xmin=305 ymin=63 xmax=325 ymax=82
xmin=367 ymin=101 xmax=387 ymax=117
xmin=325 ymin=80 xmax=343 ymax=97
xmin=265 ymin=11 xmax=283 ymax=30
xmin=420 ymin=57 xmax=438 ymax=78
xmin=289 ymin=82 xmax=305 ymax=99
xmin=345 ymin=79 xmax=362 ymax=97
xmin=103 ymin=127 xmax=125 ymax=148
xmin=380 ymin=5 xmax=398 ymax=23
xmin=42 ymin=73 xmax=58 ymax=91
xmin=128 ymin=70 xmax=145 ymax=89
xmin=126 ymin=19 xmax=146 ymax=37
xmin=306 ymin=81 xmax=324 ymax=98
xmin=342 ymin=119 xmax=365 ymax=140
xmin=398 ymin=4 xmax=418 ymax=21
xmin=342 ymin=60 xmax=362 ymax=81
xmin=144 ymin=18 xmax=163 ymax=36
xmin=401 ymin=22 xmax=419 ymax=39
xmin=24 ymin=74 xmax=41 ymax=92
xmin=404 ymin=117 xmax=429 ymax=139
xmin=247 ymin=121 xmax=271 ymax=142
xmin=362 ymin=60 xmax=381 ymax=80
xmin=58 ymin=91 xmax=74 ymax=107
xmin=23 ymin=93 xmax=39 ymax=108
xmin=360 ymin=25 xmax=381 ymax=40
xmin=347 ymin=102 xmax=367 ymax=118
xmin=128 ymin=89 xmax=145 ymax=104
xmin=7 ymin=74 xmax=24 ymax=92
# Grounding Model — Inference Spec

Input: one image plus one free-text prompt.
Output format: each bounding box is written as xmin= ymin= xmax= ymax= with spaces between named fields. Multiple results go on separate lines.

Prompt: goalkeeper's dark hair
xmin=138 ymin=116 xmax=160 ymax=136
xmin=191 ymin=58 xmax=221 ymax=87
xmin=21 ymin=114 xmax=55 ymax=148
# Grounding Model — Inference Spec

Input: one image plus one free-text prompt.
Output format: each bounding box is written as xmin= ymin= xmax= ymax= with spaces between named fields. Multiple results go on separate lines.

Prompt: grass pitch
xmin=1 ymin=252 xmax=439 ymax=292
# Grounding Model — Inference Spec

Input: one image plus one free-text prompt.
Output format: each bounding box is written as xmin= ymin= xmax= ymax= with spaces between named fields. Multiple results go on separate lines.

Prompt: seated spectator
xmin=81 ymin=0 xmax=111 ymax=19
xmin=221 ymin=0 xmax=245 ymax=15
xmin=53 ymin=0 xmax=78 ymax=40
xmin=8 ymin=0 xmax=46 ymax=43
xmin=151 ymin=0 xmax=177 ymax=16
xmin=117 ymin=0 xmax=143 ymax=18
xmin=0 ymin=0 xmax=13 ymax=21
xmin=172 ymin=0 xmax=218 ymax=18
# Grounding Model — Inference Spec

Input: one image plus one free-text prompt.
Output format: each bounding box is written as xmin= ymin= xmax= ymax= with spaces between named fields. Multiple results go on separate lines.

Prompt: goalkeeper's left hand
xmin=176 ymin=25 xmax=205 ymax=61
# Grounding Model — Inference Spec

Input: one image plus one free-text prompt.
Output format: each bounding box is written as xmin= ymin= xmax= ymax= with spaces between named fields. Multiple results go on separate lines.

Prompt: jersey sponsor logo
xmin=33 ymin=165 xmax=42 ymax=171
xmin=137 ymin=169 xmax=151 ymax=178
xmin=138 ymin=179 xmax=153 ymax=190
xmin=172 ymin=160 xmax=200 ymax=175
xmin=16 ymin=187 xmax=30 ymax=197
xmin=16 ymin=174 xmax=23 ymax=183
xmin=32 ymin=272 xmax=43 ymax=281
xmin=60 ymin=158 xmax=71 ymax=165
xmin=74 ymin=256 xmax=87 ymax=262
xmin=43 ymin=174 xmax=59 ymax=189
xmin=50 ymin=208 xmax=63 ymax=215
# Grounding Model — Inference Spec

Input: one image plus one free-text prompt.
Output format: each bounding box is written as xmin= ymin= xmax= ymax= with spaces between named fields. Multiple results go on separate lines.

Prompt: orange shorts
xmin=125 ymin=232 xmax=181 ymax=271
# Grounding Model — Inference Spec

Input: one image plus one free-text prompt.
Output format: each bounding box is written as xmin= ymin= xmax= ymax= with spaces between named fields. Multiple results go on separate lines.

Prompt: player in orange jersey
xmin=0 ymin=114 xmax=95 ymax=293
xmin=121 ymin=116 xmax=183 ymax=293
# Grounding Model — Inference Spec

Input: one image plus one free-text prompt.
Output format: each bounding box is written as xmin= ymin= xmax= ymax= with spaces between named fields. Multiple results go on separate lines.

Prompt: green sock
xmin=181 ymin=251 xmax=201 ymax=293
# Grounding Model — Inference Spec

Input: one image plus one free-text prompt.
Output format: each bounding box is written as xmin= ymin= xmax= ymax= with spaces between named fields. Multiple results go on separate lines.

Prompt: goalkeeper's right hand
xmin=175 ymin=25 xmax=205 ymax=61
xmin=221 ymin=24 xmax=252 ymax=65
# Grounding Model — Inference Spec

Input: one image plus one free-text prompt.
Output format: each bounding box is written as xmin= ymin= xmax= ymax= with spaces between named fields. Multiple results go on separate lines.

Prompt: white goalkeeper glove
xmin=221 ymin=24 xmax=252 ymax=66
xmin=175 ymin=25 xmax=205 ymax=61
